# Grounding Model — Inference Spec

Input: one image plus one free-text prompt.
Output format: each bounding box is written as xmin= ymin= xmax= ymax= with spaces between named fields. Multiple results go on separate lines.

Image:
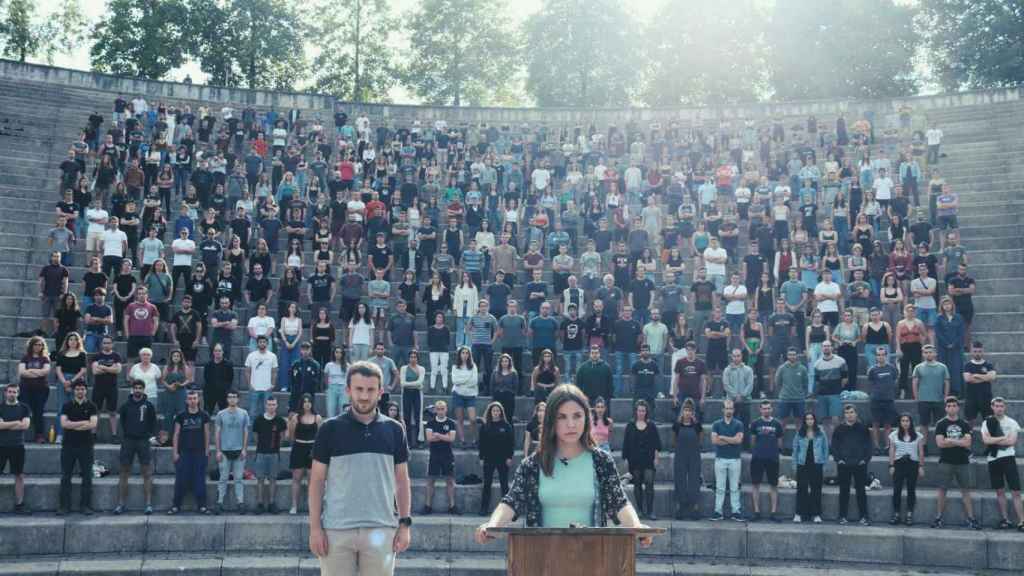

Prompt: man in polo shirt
xmin=309 ymin=361 xmax=412 ymax=575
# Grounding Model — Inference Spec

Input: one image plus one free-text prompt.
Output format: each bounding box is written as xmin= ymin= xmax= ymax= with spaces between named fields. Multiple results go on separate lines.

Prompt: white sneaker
xmin=813 ymin=516 xmax=823 ymax=524
xmin=793 ymin=515 xmax=802 ymax=523
xmin=289 ymin=506 xmax=297 ymax=515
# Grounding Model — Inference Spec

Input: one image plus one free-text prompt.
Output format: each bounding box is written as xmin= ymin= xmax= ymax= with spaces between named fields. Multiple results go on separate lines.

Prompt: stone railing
xmin=2 ymin=58 xmax=1021 ymax=127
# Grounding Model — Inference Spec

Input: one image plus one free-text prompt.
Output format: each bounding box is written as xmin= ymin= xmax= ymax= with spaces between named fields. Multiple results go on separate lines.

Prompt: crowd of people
xmin=4 ymin=93 xmax=1022 ymax=539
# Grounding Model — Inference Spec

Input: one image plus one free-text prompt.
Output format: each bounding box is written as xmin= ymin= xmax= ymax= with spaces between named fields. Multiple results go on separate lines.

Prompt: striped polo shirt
xmin=313 ymin=411 xmax=409 ymax=530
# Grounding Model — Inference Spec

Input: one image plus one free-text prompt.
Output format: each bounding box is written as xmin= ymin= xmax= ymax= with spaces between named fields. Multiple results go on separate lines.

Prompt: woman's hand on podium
xmin=474 ymin=521 xmax=497 ymax=545
xmin=636 ymin=525 xmax=653 ymax=549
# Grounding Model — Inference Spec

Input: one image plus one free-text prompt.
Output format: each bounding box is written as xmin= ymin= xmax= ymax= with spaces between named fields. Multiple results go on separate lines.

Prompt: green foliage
xmin=767 ymin=0 xmax=919 ymax=101
xmin=522 ymin=0 xmax=639 ymax=108
xmin=921 ymin=0 xmax=1024 ymax=90
xmin=642 ymin=0 xmax=768 ymax=106
xmin=403 ymin=0 xmax=520 ymax=106
xmin=0 ymin=0 xmax=86 ymax=63
xmin=90 ymin=0 xmax=188 ymax=79
xmin=307 ymin=0 xmax=397 ymax=102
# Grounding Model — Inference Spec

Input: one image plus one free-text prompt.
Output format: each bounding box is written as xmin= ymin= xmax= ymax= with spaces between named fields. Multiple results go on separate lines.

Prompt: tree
xmin=183 ymin=0 xmax=306 ymax=90
xmin=403 ymin=0 xmax=521 ymax=106
xmin=921 ymin=0 xmax=1024 ymax=90
xmin=642 ymin=0 xmax=768 ymax=106
xmin=767 ymin=0 xmax=919 ymax=100
xmin=522 ymin=0 xmax=639 ymax=108
xmin=90 ymin=0 xmax=188 ymax=79
xmin=307 ymin=0 xmax=397 ymax=102
xmin=0 ymin=0 xmax=86 ymax=63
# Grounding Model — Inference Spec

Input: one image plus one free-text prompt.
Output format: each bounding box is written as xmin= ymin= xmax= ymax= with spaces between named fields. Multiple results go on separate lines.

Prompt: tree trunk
xmin=354 ymin=0 xmax=362 ymax=102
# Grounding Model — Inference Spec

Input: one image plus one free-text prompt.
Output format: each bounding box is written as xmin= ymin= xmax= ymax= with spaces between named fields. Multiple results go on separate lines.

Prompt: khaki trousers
xmin=320 ymin=527 xmax=397 ymax=576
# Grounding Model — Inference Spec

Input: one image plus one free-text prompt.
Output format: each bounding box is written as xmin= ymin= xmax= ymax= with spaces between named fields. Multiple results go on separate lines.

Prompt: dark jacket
xmin=118 ymin=394 xmax=157 ymax=439
xmin=203 ymin=360 xmax=234 ymax=391
xmin=622 ymin=421 xmax=663 ymax=470
xmin=478 ymin=420 xmax=515 ymax=464
xmin=576 ymin=360 xmax=614 ymax=401
xmin=831 ymin=421 xmax=872 ymax=464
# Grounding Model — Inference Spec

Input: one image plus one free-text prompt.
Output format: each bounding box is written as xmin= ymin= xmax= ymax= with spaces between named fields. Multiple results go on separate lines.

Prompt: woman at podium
xmin=475 ymin=384 xmax=652 ymax=547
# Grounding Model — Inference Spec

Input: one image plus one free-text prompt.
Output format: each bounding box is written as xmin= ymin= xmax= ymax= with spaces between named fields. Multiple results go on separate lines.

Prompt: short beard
xmin=351 ymin=400 xmax=378 ymax=416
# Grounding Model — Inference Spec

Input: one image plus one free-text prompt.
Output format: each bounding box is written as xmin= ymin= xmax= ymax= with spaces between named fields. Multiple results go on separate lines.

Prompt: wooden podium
xmin=489 ymin=526 xmax=665 ymax=576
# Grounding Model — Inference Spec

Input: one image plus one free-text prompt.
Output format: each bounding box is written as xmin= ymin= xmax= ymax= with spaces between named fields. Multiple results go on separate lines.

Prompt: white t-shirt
xmin=874 ymin=177 xmax=894 ymax=200
xmin=272 ymin=127 xmax=288 ymax=147
xmin=86 ymin=208 xmax=109 ymax=236
xmin=703 ymin=246 xmax=728 ymax=277
xmin=129 ymin=363 xmax=161 ymax=399
xmin=735 ymin=187 xmax=752 ymax=205
xmin=982 ymin=415 xmax=1019 ymax=462
xmin=531 ymin=168 xmax=551 ymax=191
xmin=624 ymin=167 xmax=642 ymax=190
xmin=245 ymin=350 xmax=278 ymax=392
xmin=171 ymin=238 xmax=195 ymax=267
xmin=723 ymin=284 xmax=748 ymax=315
xmin=926 ymin=128 xmax=943 ymax=146
xmin=814 ymin=281 xmax=841 ymax=313
xmin=247 ymin=316 xmax=276 ymax=339
xmin=102 ymin=229 xmax=128 ymax=257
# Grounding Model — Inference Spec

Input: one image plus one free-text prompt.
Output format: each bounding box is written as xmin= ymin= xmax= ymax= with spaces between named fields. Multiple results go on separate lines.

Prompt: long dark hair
xmin=538 ymin=384 xmax=594 ymax=477
xmin=896 ymin=412 xmax=918 ymax=442
xmin=483 ymin=401 xmax=507 ymax=425
xmin=798 ymin=412 xmax=820 ymax=437
xmin=592 ymin=396 xmax=611 ymax=426
xmin=454 ymin=346 xmax=474 ymax=370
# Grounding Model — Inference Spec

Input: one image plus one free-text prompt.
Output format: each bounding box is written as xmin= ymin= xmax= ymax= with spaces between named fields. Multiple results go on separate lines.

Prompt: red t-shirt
xmin=338 ymin=161 xmax=355 ymax=181
xmin=125 ymin=301 xmax=158 ymax=336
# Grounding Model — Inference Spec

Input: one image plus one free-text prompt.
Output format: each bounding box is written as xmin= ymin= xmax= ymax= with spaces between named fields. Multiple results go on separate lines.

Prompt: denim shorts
xmin=816 ymin=394 xmax=843 ymax=418
xmin=451 ymin=392 xmax=477 ymax=411
xmin=917 ymin=307 xmax=937 ymax=327
xmin=253 ymin=453 xmax=280 ymax=480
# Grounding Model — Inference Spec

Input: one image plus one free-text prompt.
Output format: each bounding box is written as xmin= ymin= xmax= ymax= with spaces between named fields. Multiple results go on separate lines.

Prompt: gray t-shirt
xmin=215 ymin=407 xmax=250 ymax=451
xmin=498 ymin=314 xmax=527 ymax=348
xmin=913 ymin=361 xmax=949 ymax=402
xmin=140 ymin=237 xmax=165 ymax=266
xmin=49 ymin=227 xmax=74 ymax=253
xmin=388 ymin=313 xmax=416 ymax=346
xmin=371 ymin=355 xmax=398 ymax=392
xmin=775 ymin=362 xmax=808 ymax=401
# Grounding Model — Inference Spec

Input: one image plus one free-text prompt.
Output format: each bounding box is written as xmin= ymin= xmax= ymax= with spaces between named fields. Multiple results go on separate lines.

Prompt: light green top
xmin=538 ymin=451 xmax=597 ymax=528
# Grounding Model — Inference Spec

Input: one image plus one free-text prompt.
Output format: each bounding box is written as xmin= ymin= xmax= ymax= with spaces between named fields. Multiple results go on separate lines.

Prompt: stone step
xmin=3 ymin=477 xmax=1023 ymax=535
xmin=0 ymin=543 xmax=1014 ymax=575
xmin=27 ymin=408 xmax=1024 ymax=454
xmin=15 ymin=443 xmax=1022 ymax=490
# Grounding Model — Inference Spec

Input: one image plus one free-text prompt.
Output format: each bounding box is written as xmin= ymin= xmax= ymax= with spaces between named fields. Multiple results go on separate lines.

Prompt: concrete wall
xmin=1 ymin=58 xmax=1021 ymax=125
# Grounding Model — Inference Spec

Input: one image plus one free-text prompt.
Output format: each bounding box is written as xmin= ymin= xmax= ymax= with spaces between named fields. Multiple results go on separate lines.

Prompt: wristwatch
xmin=398 ymin=516 xmax=413 ymax=527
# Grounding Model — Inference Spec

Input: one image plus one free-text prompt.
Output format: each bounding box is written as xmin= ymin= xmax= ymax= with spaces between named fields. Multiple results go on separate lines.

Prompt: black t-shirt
xmin=560 ymin=318 xmax=585 ymax=351
xmin=199 ymin=239 xmax=223 ymax=267
xmin=630 ymin=278 xmax=655 ymax=311
xmin=705 ymin=320 xmax=729 ymax=345
xmin=83 ymin=271 xmax=108 ymax=297
xmin=743 ymin=254 xmax=766 ymax=285
xmin=369 ymin=245 xmax=392 ymax=270
xmin=309 ymin=272 xmax=335 ymax=302
xmin=253 ymin=414 xmax=287 ymax=453
xmin=934 ymin=417 xmax=972 ymax=465
xmin=92 ymin=351 xmax=122 ymax=388
xmin=174 ymin=409 xmax=210 ymax=454
xmin=62 ymin=400 xmax=98 ymax=448
xmin=631 ymin=359 xmax=660 ymax=392
xmin=426 ymin=417 xmax=456 ymax=460
xmin=0 ymin=402 xmax=31 ymax=447
xmin=525 ymin=281 xmax=547 ymax=314
xmin=55 ymin=352 xmax=88 ymax=379
xmin=910 ymin=222 xmax=933 ymax=247
xmin=691 ymin=281 xmax=716 ymax=311
xmin=946 ymin=274 xmax=975 ymax=309
xmin=246 ymin=275 xmax=272 ymax=302
xmin=613 ymin=319 xmax=642 ymax=353
xmin=963 ymin=360 xmax=995 ymax=397
xmin=427 ymin=325 xmax=450 ymax=352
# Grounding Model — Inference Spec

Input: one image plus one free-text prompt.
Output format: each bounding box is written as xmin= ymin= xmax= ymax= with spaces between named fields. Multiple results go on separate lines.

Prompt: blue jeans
xmin=84 ymin=332 xmax=103 ymax=354
xmin=614 ymin=352 xmax=638 ymax=396
xmin=714 ymin=458 xmax=742 ymax=515
xmin=563 ymin=351 xmax=583 ymax=384
xmin=326 ymin=384 xmax=349 ymax=418
xmin=56 ymin=375 xmax=72 ymax=436
xmin=278 ymin=345 xmax=300 ymax=392
xmin=455 ymin=318 xmax=470 ymax=348
xmin=634 ymin=308 xmax=650 ymax=327
xmin=250 ymin=390 xmax=272 ymax=417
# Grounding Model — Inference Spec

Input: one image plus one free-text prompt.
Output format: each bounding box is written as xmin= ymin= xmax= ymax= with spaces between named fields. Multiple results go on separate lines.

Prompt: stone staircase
xmin=0 ymin=72 xmax=1023 ymax=574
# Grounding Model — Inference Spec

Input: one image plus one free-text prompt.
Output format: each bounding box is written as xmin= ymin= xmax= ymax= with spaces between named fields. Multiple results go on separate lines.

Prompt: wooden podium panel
xmin=491 ymin=526 xmax=665 ymax=576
